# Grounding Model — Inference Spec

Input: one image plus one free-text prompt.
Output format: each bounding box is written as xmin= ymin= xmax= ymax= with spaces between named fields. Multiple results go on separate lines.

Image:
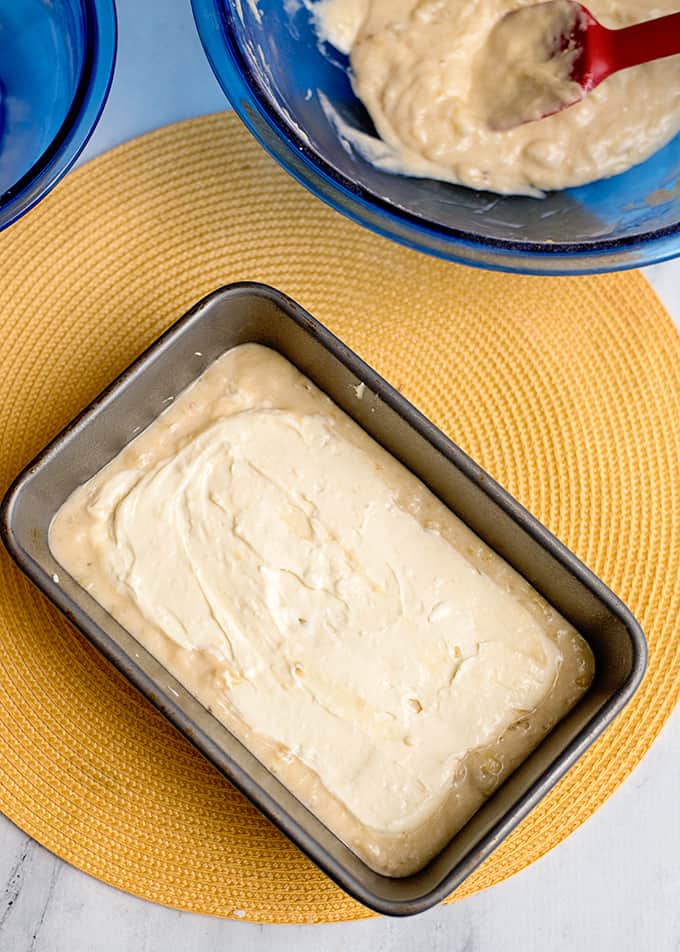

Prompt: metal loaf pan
xmin=0 ymin=283 xmax=647 ymax=916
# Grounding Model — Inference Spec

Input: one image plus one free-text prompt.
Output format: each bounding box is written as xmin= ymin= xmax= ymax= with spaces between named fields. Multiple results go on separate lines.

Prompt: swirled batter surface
xmin=50 ymin=345 xmax=593 ymax=875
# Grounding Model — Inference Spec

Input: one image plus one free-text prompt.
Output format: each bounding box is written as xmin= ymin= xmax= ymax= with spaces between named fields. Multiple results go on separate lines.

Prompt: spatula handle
xmin=609 ymin=11 xmax=680 ymax=73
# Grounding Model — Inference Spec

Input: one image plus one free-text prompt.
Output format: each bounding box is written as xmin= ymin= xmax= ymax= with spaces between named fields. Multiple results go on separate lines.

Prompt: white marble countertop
xmin=1 ymin=1 xmax=679 ymax=948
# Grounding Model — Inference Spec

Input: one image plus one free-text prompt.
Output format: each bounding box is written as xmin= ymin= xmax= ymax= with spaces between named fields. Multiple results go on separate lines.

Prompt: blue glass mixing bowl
xmin=192 ymin=0 xmax=680 ymax=274
xmin=0 ymin=0 xmax=117 ymax=232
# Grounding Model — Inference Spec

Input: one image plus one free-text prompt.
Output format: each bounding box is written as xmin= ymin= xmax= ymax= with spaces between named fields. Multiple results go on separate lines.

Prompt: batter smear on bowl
xmin=50 ymin=344 xmax=594 ymax=876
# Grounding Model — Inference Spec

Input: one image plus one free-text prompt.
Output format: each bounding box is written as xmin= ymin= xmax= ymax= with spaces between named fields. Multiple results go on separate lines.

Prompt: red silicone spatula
xmin=566 ymin=2 xmax=680 ymax=92
xmin=493 ymin=1 xmax=680 ymax=127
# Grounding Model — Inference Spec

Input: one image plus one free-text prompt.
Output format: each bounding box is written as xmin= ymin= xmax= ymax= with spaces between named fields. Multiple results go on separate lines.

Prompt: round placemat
xmin=0 ymin=113 xmax=678 ymax=924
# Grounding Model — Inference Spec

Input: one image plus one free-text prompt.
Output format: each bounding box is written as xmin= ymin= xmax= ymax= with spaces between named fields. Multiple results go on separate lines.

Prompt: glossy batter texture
xmin=50 ymin=345 xmax=594 ymax=876
xmin=314 ymin=0 xmax=680 ymax=195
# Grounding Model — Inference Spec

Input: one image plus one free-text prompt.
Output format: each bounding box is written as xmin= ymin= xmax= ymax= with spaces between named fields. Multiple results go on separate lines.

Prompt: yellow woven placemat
xmin=0 ymin=113 xmax=679 ymax=924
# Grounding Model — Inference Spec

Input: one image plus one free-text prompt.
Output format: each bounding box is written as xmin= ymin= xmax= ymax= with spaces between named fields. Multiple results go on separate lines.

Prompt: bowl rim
xmin=0 ymin=0 xmax=118 ymax=232
xmin=191 ymin=0 xmax=680 ymax=274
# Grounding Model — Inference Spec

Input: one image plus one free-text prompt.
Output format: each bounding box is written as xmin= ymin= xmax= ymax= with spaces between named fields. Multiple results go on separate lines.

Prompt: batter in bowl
xmin=314 ymin=0 xmax=680 ymax=195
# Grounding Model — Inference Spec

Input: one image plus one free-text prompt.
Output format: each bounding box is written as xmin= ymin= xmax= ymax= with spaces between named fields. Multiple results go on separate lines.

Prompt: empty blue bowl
xmin=0 ymin=0 xmax=117 ymax=232
xmin=192 ymin=0 xmax=680 ymax=274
